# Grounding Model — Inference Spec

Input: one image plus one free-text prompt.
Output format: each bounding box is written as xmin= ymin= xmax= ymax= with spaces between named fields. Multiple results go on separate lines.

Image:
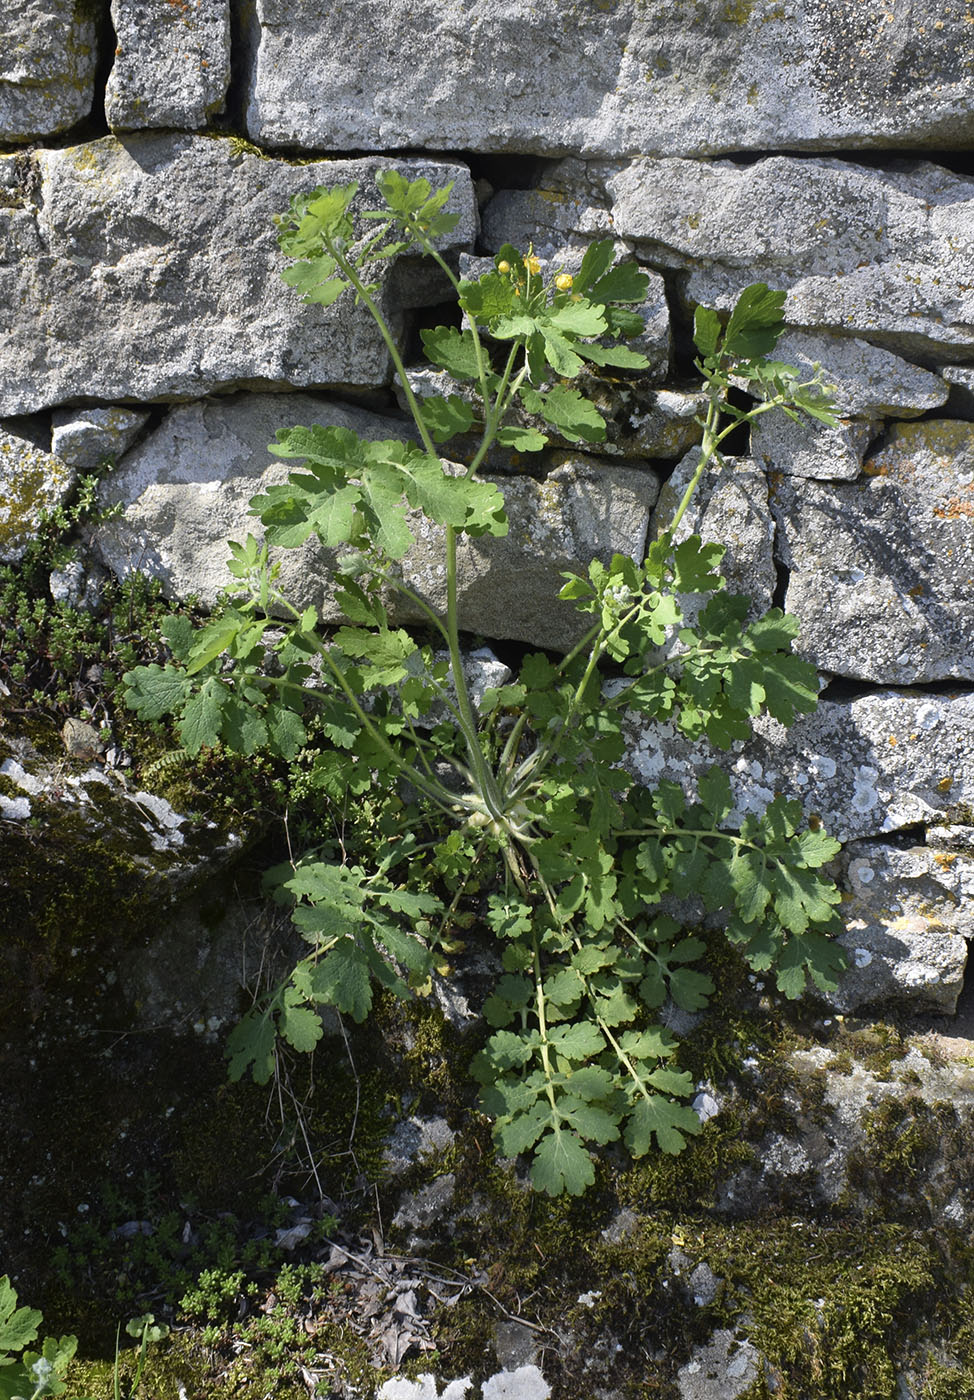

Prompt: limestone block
xmin=240 ymin=0 xmax=974 ymax=158
xmin=399 ymin=454 xmax=662 ymax=649
xmin=677 ymin=1330 xmax=760 ymax=1400
xmin=770 ymin=332 xmax=950 ymax=420
xmin=622 ymin=690 xmax=974 ymax=843
xmin=51 ymin=406 xmax=150 ymax=472
xmin=0 ymin=423 xmax=74 ymax=563
xmin=91 ymin=393 xmax=396 ymax=609
xmin=751 ymin=414 xmax=876 ymax=482
xmin=0 ymin=136 xmax=476 ymax=417
xmin=651 ymin=450 xmax=776 ymax=616
xmin=830 ymin=838 xmax=974 ymax=1014
xmin=771 ymin=420 xmax=974 ymax=683
xmin=604 ymin=157 xmax=974 ymax=362
xmin=0 ymin=0 xmax=97 ymax=142
xmin=106 ymin=0 xmax=231 ymax=131
xmin=92 ymin=394 xmax=662 ymax=650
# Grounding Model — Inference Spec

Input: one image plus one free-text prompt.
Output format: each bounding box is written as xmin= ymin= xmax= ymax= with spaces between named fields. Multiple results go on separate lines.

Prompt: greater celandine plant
xmin=125 ymin=172 xmax=846 ymax=1196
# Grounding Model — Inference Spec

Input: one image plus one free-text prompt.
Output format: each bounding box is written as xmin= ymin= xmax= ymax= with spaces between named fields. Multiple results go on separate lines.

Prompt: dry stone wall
xmin=2 ymin=2 xmax=973 ymax=1024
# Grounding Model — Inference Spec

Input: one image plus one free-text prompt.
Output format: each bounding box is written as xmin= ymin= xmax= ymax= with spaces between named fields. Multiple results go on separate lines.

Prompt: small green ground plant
xmin=125 ymin=171 xmax=845 ymax=1196
xmin=0 ymin=1275 xmax=78 ymax=1400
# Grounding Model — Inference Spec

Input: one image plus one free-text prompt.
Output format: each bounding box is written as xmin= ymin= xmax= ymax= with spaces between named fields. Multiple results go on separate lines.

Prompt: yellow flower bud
xmin=555 ymin=273 xmax=574 ymax=291
xmin=497 ymin=259 xmax=511 ymax=273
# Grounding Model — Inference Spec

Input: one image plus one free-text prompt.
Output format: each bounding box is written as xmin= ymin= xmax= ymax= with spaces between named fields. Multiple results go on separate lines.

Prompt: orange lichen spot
xmin=862 ymin=458 xmax=889 ymax=476
xmin=934 ymin=852 xmax=958 ymax=870
xmin=934 ymin=497 xmax=974 ymax=520
xmin=888 ymin=735 xmax=898 ymax=746
xmin=936 ymin=776 xmax=954 ymax=794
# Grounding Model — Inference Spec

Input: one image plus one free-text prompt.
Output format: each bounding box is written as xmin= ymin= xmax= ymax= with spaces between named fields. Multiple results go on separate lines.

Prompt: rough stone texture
xmin=0 ymin=736 xmax=241 ymax=893
xmin=0 ymin=0 xmax=97 ymax=142
xmin=769 ymin=332 xmax=950 ymax=419
xmin=51 ymin=406 xmax=151 ymax=471
xmin=771 ymin=420 xmax=974 ymax=683
xmin=724 ymin=1044 xmax=974 ymax=1222
xmin=603 ymin=157 xmax=974 ymax=362
xmin=650 ymin=451 xmax=776 ymax=616
xmin=0 ymin=136 xmax=476 ymax=417
xmin=240 ymin=0 xmax=974 ymax=158
xmin=400 ymin=454 xmax=662 ymax=649
xmin=623 ymin=690 xmax=974 ymax=844
xmin=0 ymin=423 xmax=74 ymax=563
xmin=92 ymin=393 xmax=662 ymax=649
xmin=829 ymin=837 xmax=974 ymax=1014
xmin=677 ymin=1330 xmax=760 ymax=1400
xmin=106 ymin=0 xmax=231 ymax=131
xmin=91 ymin=393 xmax=398 ymax=607
xmin=751 ymin=413 xmax=877 ymax=482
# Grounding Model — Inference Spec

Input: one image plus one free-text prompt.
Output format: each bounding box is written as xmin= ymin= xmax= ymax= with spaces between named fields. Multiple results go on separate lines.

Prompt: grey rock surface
xmin=0 ymin=423 xmax=74 ymax=562
xmin=399 ymin=454 xmax=662 ymax=649
xmin=91 ymin=392 xmax=399 ymax=607
xmin=772 ymin=420 xmax=974 ymax=683
xmin=0 ymin=0 xmax=98 ymax=142
xmin=92 ymin=393 xmax=661 ymax=649
xmin=51 ymin=406 xmax=151 ymax=472
xmin=239 ymin=0 xmax=974 ymax=158
xmin=605 ymin=157 xmax=974 ymax=362
xmin=677 ymin=1330 xmax=760 ymax=1400
xmin=751 ymin=413 xmax=876 ymax=482
xmin=769 ymin=332 xmax=950 ymax=419
xmin=651 ymin=451 xmax=776 ymax=616
xmin=829 ymin=838 xmax=974 ymax=1014
xmin=0 ymin=736 xmax=241 ymax=895
xmin=0 ymin=136 xmax=475 ymax=416
xmin=623 ymin=690 xmax=974 ymax=844
xmin=106 ymin=0 xmax=231 ymax=131
xmin=725 ymin=1044 xmax=974 ymax=1222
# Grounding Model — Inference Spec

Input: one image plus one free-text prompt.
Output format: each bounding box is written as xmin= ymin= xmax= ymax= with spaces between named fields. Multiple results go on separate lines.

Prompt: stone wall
xmin=2 ymin=1 xmax=973 ymax=1013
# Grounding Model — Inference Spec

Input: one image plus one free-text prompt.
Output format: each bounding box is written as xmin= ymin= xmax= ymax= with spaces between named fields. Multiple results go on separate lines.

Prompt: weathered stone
xmin=0 ymin=135 xmax=476 ymax=417
xmin=480 ymin=162 xmax=618 ymax=260
xmin=400 ymin=454 xmax=662 ymax=649
xmin=51 ymin=406 xmax=150 ymax=471
xmin=239 ymin=0 xmax=974 ymax=158
xmin=603 ymin=157 xmax=974 ymax=362
xmin=770 ymin=332 xmax=950 ymax=419
xmin=771 ymin=420 xmax=974 ymax=683
xmin=91 ymin=393 xmax=394 ymax=607
xmin=724 ymin=1044 xmax=974 ymax=1224
xmin=92 ymin=393 xmax=662 ymax=649
xmin=0 ymin=0 xmax=98 ymax=142
xmin=677 ymin=1330 xmax=760 ymax=1400
xmin=751 ymin=413 xmax=876 ymax=482
xmin=106 ymin=0 xmax=231 ymax=131
xmin=623 ymin=690 xmax=974 ymax=844
xmin=830 ymin=837 xmax=973 ymax=1014
xmin=0 ymin=423 xmax=74 ymax=562
xmin=651 ymin=450 xmax=776 ymax=616
xmin=0 ymin=735 xmax=241 ymax=894
xmin=623 ymin=390 xmax=707 ymax=461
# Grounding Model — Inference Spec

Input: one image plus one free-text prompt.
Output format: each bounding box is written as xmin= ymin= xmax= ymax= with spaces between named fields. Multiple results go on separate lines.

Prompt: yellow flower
xmin=555 ymin=273 xmax=573 ymax=291
xmin=525 ymin=254 xmax=541 ymax=276
xmin=497 ymin=259 xmax=511 ymax=273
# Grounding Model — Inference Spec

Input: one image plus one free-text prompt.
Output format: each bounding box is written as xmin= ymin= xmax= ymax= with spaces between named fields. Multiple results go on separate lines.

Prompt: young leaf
xmin=693 ymin=304 xmax=721 ymax=359
xmin=531 ymin=1126 xmax=596 ymax=1197
xmin=722 ymin=283 xmax=787 ymax=362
